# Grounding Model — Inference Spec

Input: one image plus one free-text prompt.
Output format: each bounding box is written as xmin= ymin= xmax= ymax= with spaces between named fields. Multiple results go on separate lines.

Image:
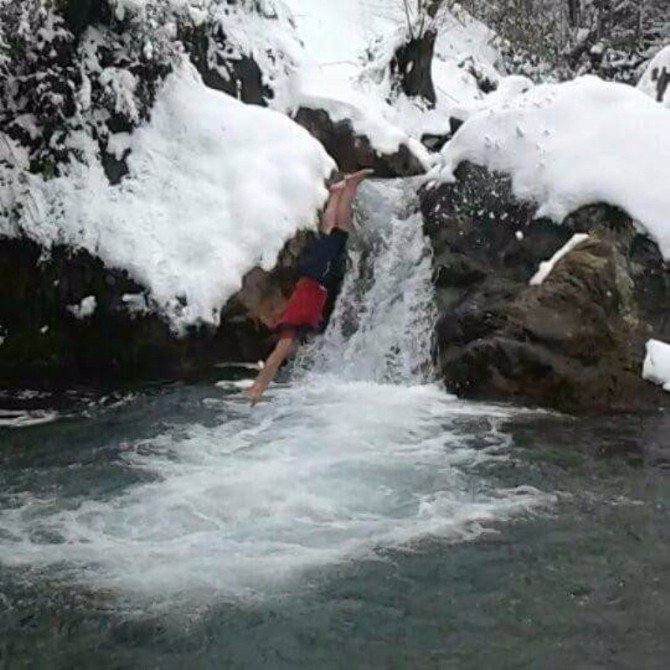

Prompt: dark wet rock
xmin=420 ymin=118 xmax=463 ymax=153
xmin=293 ymin=108 xmax=426 ymax=177
xmin=422 ymin=163 xmax=670 ymax=413
xmin=0 ymin=233 xmax=312 ymax=384
xmin=180 ymin=22 xmax=272 ymax=106
xmin=60 ymin=0 xmax=111 ymax=36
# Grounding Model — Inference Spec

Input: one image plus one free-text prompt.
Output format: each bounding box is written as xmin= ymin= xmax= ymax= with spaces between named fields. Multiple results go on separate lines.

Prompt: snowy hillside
xmin=0 ymin=0 xmax=499 ymax=330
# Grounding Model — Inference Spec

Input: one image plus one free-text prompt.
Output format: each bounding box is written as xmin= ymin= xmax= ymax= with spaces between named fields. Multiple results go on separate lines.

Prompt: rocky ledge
xmin=421 ymin=162 xmax=670 ymax=413
xmin=0 ymin=232 xmax=314 ymax=384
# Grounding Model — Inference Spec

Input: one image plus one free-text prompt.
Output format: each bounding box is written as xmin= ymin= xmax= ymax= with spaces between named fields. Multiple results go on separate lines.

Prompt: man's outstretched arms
xmin=246 ymin=335 xmax=297 ymax=404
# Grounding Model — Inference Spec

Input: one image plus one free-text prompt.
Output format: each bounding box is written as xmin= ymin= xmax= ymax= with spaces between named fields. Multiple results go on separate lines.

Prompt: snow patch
xmin=107 ymin=133 xmax=132 ymax=160
xmin=642 ymin=339 xmax=670 ymax=392
xmin=439 ymin=76 xmax=670 ymax=260
xmin=529 ymin=234 xmax=589 ymax=286
xmin=67 ymin=295 xmax=98 ymax=320
xmin=122 ymin=293 xmax=150 ymax=317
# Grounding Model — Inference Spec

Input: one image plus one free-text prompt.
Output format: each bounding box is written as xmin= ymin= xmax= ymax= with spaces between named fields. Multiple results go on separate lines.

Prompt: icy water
xmin=1 ymin=182 xmax=668 ymax=669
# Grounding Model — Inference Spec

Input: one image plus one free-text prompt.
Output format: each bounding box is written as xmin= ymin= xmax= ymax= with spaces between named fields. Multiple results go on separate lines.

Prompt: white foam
xmin=0 ymin=379 xmax=550 ymax=604
xmin=0 ymin=180 xmax=552 ymax=606
xmin=0 ymin=409 xmax=60 ymax=429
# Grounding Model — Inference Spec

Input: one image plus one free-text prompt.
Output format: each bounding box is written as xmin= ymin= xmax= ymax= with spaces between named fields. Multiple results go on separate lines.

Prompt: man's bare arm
xmin=246 ymin=336 xmax=296 ymax=404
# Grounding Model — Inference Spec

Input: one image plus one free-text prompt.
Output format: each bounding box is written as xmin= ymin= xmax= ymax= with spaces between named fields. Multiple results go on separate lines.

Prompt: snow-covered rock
xmin=643 ymin=339 xmax=670 ymax=392
xmin=439 ymin=76 xmax=670 ymax=259
xmin=637 ymin=45 xmax=670 ymax=107
xmin=3 ymin=62 xmax=334 ymax=332
xmin=422 ymin=161 xmax=670 ymax=413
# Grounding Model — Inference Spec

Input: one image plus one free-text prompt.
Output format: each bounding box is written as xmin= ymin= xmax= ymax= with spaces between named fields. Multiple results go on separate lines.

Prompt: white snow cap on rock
xmin=529 ymin=233 xmax=589 ymax=286
xmin=439 ymin=76 xmax=670 ymax=260
xmin=5 ymin=62 xmax=335 ymax=332
xmin=642 ymin=339 xmax=670 ymax=392
xmin=67 ymin=295 xmax=97 ymax=320
xmin=638 ymin=45 xmax=670 ymax=107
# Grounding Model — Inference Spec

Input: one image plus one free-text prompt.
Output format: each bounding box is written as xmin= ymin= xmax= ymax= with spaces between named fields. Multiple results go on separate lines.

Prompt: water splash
xmin=0 ymin=179 xmax=552 ymax=606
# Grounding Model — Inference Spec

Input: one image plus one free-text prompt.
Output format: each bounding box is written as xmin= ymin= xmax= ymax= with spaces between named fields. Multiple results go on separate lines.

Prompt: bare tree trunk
xmin=567 ymin=0 xmax=581 ymax=27
xmin=391 ymin=29 xmax=438 ymax=106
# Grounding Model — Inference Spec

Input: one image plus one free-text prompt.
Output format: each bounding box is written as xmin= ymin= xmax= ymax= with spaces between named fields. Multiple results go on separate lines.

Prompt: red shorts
xmin=275 ymin=277 xmax=328 ymax=338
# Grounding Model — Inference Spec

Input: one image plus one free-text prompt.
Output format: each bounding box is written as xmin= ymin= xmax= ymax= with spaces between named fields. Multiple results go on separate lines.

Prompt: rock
xmin=0 ymin=233 xmax=312 ymax=384
xmin=60 ymin=0 xmax=111 ymax=36
xmin=422 ymin=163 xmax=670 ymax=413
xmin=293 ymin=108 xmax=426 ymax=177
xmin=180 ymin=22 xmax=272 ymax=106
xmin=420 ymin=118 xmax=464 ymax=153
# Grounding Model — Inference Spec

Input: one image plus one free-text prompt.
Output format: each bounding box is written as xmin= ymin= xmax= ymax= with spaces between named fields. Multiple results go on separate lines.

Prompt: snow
xmin=4 ymin=62 xmax=335 ymax=331
xmin=439 ymin=76 xmax=670 ymax=260
xmin=638 ymin=46 xmax=670 ymax=107
xmin=283 ymin=0 xmax=404 ymax=66
xmin=642 ymin=339 xmax=670 ymax=393
xmin=122 ymin=293 xmax=150 ymax=317
xmin=107 ymin=133 xmax=132 ymax=160
xmin=67 ymin=295 xmax=98 ymax=320
xmin=529 ymin=233 xmax=589 ymax=286
xmin=282 ymin=0 xmax=496 ymax=158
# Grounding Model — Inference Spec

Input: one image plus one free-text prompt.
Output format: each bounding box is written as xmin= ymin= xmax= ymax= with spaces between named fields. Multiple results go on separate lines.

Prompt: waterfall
xmin=295 ymin=177 xmax=437 ymax=385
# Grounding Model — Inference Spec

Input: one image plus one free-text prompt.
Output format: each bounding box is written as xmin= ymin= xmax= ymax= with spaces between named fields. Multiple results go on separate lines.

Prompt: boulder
xmin=422 ymin=163 xmax=670 ymax=412
xmin=180 ymin=22 xmax=272 ymax=106
xmin=293 ymin=108 xmax=426 ymax=178
xmin=0 ymin=233 xmax=312 ymax=384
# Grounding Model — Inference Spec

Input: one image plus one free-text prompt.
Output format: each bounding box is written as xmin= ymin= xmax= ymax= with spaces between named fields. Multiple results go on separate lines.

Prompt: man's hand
xmin=245 ymin=382 xmax=264 ymax=405
xmin=245 ymin=336 xmax=296 ymax=405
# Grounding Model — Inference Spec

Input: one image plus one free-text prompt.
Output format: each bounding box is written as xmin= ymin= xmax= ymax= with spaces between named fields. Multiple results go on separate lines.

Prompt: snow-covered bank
xmin=439 ymin=76 xmax=670 ymax=259
xmin=2 ymin=63 xmax=334 ymax=331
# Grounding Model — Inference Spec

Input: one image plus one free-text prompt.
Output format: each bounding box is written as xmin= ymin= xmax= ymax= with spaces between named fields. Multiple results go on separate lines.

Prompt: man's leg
xmin=335 ymin=169 xmax=374 ymax=231
xmin=320 ymin=181 xmax=346 ymax=234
